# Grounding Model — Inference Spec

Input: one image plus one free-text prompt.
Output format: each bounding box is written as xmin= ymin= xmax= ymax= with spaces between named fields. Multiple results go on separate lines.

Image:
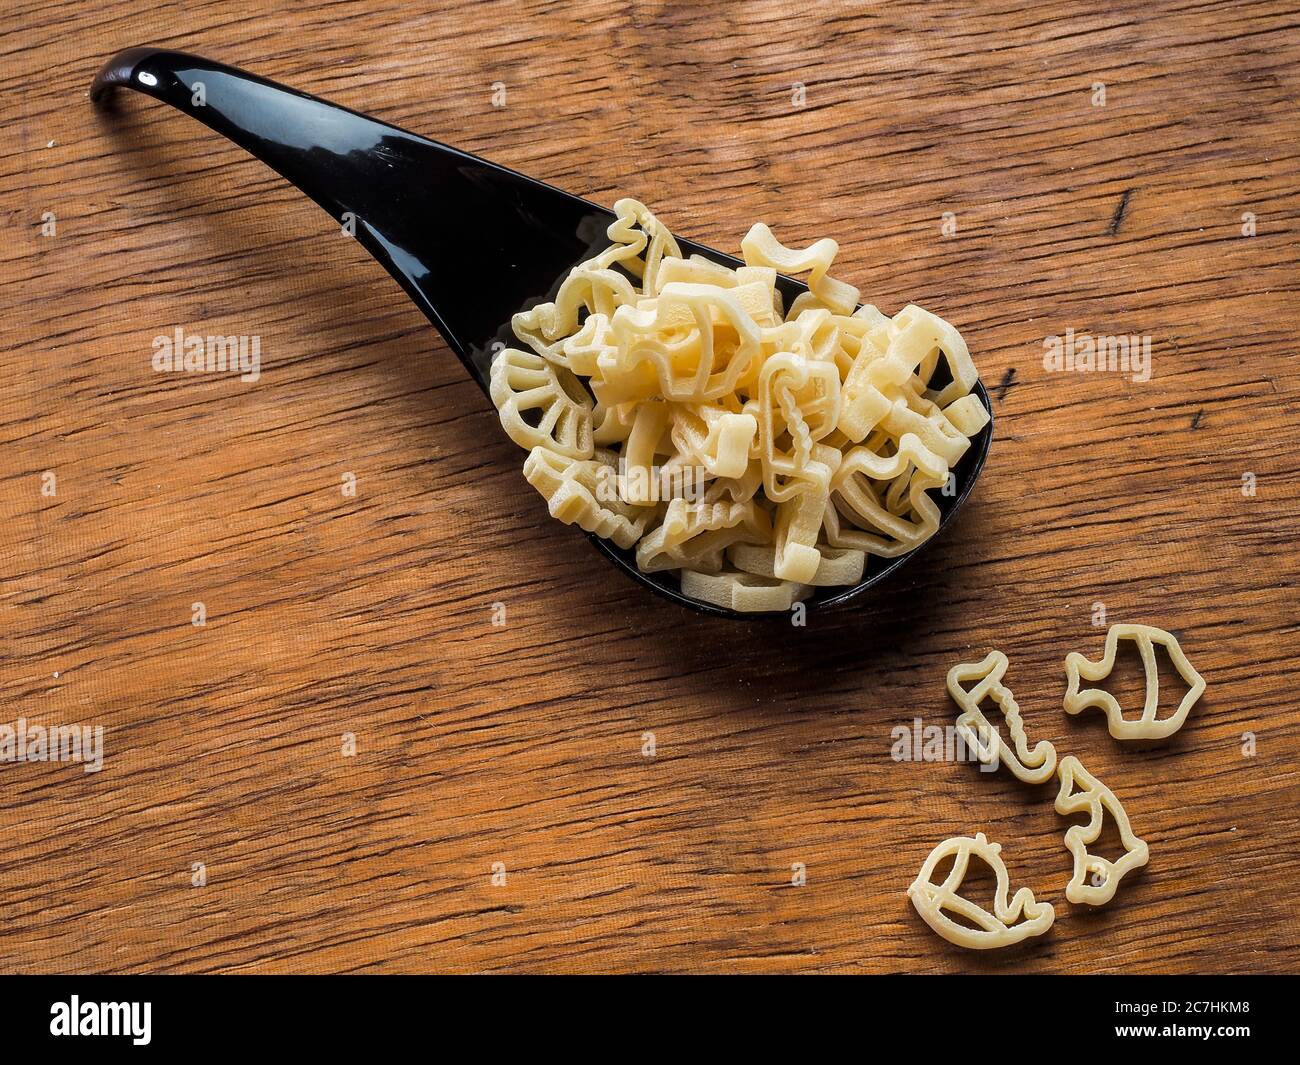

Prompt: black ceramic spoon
xmin=91 ymin=46 xmax=993 ymax=619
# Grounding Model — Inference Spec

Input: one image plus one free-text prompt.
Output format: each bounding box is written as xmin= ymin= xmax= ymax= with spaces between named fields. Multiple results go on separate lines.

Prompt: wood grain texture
xmin=2 ymin=0 xmax=1298 ymax=974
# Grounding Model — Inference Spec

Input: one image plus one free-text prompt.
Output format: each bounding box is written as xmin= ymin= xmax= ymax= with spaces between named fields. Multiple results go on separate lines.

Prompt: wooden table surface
xmin=3 ymin=0 xmax=1298 ymax=975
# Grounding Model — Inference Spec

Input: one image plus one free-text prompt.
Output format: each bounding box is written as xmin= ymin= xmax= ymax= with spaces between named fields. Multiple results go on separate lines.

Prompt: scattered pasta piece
xmin=946 ymin=650 xmax=1058 ymax=785
xmin=490 ymin=199 xmax=988 ymax=611
xmin=908 ymin=832 xmax=1056 ymax=950
xmin=1055 ymin=756 xmax=1150 ymax=906
xmin=1064 ymin=623 xmax=1206 ymax=740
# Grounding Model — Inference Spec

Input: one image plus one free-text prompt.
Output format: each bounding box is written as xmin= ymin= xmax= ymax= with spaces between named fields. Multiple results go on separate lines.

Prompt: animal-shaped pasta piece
xmin=888 ymin=304 xmax=981 ymax=409
xmin=489 ymin=348 xmax=594 ymax=460
xmin=880 ymin=394 xmax=973 ymax=467
xmin=741 ymin=223 xmax=859 ymax=316
xmin=1064 ymin=624 xmax=1206 ymax=740
xmin=601 ymin=197 xmax=681 ymax=291
xmin=608 ymin=284 xmax=764 ymax=401
xmin=908 ymin=833 xmax=1056 ymax=950
xmin=772 ymin=474 xmax=832 ymax=583
xmin=945 ymin=651 xmax=1058 ymax=784
xmin=756 ymin=352 xmax=842 ymax=502
xmin=1054 ymin=756 xmax=1149 ymax=906
xmin=634 ymin=498 xmax=770 ymax=574
xmin=511 ymin=266 xmax=638 ymax=366
xmin=522 ymin=448 xmax=657 ymax=549
xmin=670 ymin=403 xmax=758 ymax=480
xmin=827 ymin=434 xmax=947 ymax=558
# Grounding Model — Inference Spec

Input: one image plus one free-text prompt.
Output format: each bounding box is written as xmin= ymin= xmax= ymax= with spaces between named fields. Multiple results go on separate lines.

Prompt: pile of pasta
xmin=489 ymin=199 xmax=989 ymax=612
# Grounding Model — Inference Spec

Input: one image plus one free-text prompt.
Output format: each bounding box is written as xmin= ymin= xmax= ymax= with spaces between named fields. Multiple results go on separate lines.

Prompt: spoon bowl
xmin=91 ymin=46 xmax=993 ymax=618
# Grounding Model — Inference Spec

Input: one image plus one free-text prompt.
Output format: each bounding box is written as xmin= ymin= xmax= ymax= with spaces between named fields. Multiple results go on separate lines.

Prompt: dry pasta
xmin=489 ymin=199 xmax=989 ymax=611
xmin=946 ymin=650 xmax=1058 ymax=785
xmin=908 ymin=832 xmax=1056 ymax=950
xmin=1064 ymin=624 xmax=1206 ymax=740
xmin=1055 ymin=756 xmax=1150 ymax=906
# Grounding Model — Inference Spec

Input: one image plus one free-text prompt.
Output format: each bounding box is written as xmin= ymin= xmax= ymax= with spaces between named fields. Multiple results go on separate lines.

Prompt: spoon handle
xmin=91 ymin=47 xmax=611 ymax=386
xmin=92 ymin=47 xmax=412 ymax=231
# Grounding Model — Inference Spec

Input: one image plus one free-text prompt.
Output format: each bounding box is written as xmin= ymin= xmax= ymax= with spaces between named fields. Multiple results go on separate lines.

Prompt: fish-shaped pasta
xmin=1064 ymin=624 xmax=1206 ymax=740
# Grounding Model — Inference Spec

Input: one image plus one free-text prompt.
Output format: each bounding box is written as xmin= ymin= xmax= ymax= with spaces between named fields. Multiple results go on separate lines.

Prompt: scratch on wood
xmin=994 ymin=367 xmax=1018 ymax=402
xmin=1106 ymin=188 xmax=1134 ymax=236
